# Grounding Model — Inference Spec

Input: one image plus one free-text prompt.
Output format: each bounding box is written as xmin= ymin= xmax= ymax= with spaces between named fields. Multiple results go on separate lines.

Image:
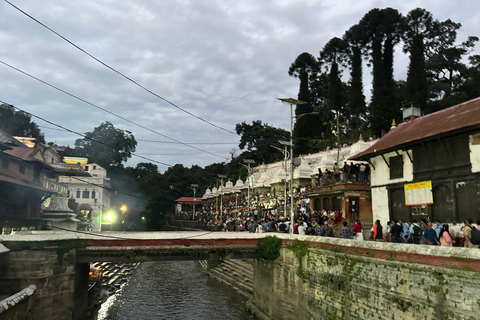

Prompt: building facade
xmin=351 ymin=98 xmax=480 ymax=225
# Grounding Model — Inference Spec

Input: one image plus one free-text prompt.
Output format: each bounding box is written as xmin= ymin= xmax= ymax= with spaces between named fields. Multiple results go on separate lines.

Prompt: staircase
xmin=199 ymin=259 xmax=254 ymax=298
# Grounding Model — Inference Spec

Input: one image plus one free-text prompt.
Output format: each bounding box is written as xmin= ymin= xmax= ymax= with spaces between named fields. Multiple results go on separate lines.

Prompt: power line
xmin=0 ymin=60 xmax=226 ymax=160
xmin=39 ymin=125 xmax=238 ymax=145
xmin=0 ymin=99 xmax=173 ymax=167
xmin=5 ymin=0 xmax=237 ymax=135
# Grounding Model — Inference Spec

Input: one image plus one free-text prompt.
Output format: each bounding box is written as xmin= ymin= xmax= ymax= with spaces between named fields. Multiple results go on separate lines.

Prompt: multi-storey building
xmin=59 ymin=157 xmax=111 ymax=231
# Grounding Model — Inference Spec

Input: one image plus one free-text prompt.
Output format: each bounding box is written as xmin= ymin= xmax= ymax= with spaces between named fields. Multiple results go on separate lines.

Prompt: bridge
xmin=0 ymin=231 xmax=264 ymax=263
xmin=2 ymin=231 xmax=480 ymax=320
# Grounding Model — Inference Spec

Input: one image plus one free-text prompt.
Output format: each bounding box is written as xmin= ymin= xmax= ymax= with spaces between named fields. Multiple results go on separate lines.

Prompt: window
xmin=19 ymin=166 xmax=26 ymax=174
xmin=1 ymin=158 xmax=9 ymax=169
xmin=85 ymin=166 xmax=89 ymax=171
xmin=76 ymin=190 xmax=81 ymax=198
xmin=93 ymin=165 xmax=96 ymax=170
xmin=82 ymin=191 xmax=90 ymax=198
xmin=91 ymin=190 xmax=96 ymax=199
xmin=67 ymin=190 xmax=70 ymax=198
xmin=390 ymin=155 xmax=403 ymax=179
xmin=33 ymin=168 xmax=41 ymax=182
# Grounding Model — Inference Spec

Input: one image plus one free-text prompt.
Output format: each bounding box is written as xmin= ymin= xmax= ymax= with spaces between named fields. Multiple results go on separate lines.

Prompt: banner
xmin=404 ymin=181 xmax=433 ymax=206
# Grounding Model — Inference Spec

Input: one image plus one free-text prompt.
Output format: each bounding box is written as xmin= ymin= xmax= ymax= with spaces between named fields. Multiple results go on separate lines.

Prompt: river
xmin=90 ymin=261 xmax=257 ymax=320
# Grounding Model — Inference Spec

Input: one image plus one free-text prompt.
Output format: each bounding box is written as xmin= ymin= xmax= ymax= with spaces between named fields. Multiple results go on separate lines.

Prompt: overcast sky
xmin=1 ymin=0 xmax=479 ymax=172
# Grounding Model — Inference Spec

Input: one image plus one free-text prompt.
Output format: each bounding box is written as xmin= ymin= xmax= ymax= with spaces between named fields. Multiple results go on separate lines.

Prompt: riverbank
xmin=87 ymin=262 xmax=140 ymax=316
xmin=198 ymin=259 xmax=254 ymax=299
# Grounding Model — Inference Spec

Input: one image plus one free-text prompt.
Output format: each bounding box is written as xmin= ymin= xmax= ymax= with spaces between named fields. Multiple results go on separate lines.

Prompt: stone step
xmin=221 ymin=259 xmax=254 ymax=276
xmin=208 ymin=268 xmax=253 ymax=295
xmin=213 ymin=262 xmax=253 ymax=284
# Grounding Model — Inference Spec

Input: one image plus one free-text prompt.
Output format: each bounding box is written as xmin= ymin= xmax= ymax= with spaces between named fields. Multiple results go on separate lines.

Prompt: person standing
xmin=341 ymin=221 xmax=353 ymax=239
xmin=298 ymin=220 xmax=306 ymax=235
xmin=434 ymin=221 xmax=443 ymax=239
xmin=390 ymin=220 xmax=402 ymax=243
xmin=359 ymin=164 xmax=366 ymax=183
xmin=323 ymin=222 xmax=334 ymax=237
xmin=422 ymin=221 xmax=440 ymax=245
xmin=353 ymin=220 xmax=364 ymax=240
xmin=464 ymin=218 xmax=478 ymax=248
xmin=402 ymin=221 xmax=411 ymax=243
xmin=373 ymin=220 xmax=383 ymax=241
xmin=439 ymin=224 xmax=453 ymax=246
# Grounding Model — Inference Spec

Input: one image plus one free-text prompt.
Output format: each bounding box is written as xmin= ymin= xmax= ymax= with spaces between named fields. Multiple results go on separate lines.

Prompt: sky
xmin=1 ymin=0 xmax=479 ymax=172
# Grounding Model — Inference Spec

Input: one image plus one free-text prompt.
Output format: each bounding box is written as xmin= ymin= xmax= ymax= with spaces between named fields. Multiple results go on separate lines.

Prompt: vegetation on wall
xmin=257 ymin=236 xmax=282 ymax=260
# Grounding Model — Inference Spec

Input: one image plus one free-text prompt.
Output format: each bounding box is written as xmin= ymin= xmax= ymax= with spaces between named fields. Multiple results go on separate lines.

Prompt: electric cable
xmin=39 ymin=125 xmax=238 ymax=145
xmin=4 ymin=0 xmax=237 ymax=135
xmin=0 ymin=61 xmax=227 ymax=160
xmin=0 ymin=99 xmax=174 ymax=167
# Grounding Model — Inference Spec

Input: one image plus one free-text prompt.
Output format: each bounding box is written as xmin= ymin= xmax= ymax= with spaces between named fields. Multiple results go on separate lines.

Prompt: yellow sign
xmin=404 ymin=181 xmax=433 ymax=206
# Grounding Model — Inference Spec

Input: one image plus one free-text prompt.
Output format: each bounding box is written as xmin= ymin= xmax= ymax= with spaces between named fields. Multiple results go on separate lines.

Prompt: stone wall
xmin=250 ymin=236 xmax=480 ymax=320
xmin=0 ymin=241 xmax=86 ymax=320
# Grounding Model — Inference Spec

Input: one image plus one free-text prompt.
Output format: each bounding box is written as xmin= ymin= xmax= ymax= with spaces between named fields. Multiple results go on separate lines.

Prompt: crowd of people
xmin=370 ymin=218 xmax=480 ymax=248
xmin=172 ymin=208 xmax=480 ymax=249
xmin=315 ymin=162 xmax=371 ymax=186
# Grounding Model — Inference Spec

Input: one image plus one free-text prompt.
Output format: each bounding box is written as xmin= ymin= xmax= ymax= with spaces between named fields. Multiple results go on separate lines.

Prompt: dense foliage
xmin=0 ymin=103 xmax=45 ymax=143
xmin=257 ymin=236 xmax=282 ymax=260
xmin=288 ymin=7 xmax=480 ymax=153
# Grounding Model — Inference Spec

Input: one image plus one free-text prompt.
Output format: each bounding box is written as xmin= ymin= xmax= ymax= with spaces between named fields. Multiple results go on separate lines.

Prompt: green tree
xmin=0 ymin=103 xmax=45 ymax=143
xmin=460 ymin=54 xmax=480 ymax=100
xmin=235 ymin=120 xmax=289 ymax=164
xmin=402 ymin=8 xmax=434 ymax=112
xmin=343 ymin=24 xmax=367 ymax=140
xmin=319 ymin=37 xmax=348 ymax=146
xmin=426 ymin=19 xmax=478 ymax=111
xmin=360 ymin=8 xmax=404 ymax=136
xmin=288 ymin=52 xmax=319 ymax=155
xmin=73 ymin=121 xmax=137 ymax=169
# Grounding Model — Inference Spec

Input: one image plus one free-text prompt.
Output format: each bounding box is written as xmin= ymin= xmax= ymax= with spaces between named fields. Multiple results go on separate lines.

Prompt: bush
xmin=257 ymin=236 xmax=282 ymax=260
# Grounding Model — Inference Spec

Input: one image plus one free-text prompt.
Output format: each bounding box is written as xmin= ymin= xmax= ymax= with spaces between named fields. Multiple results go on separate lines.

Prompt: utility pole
xmin=217 ymin=174 xmax=227 ymax=218
xmin=242 ymin=159 xmax=255 ymax=213
xmin=190 ymin=184 xmax=198 ymax=220
xmin=273 ymin=142 xmax=290 ymax=219
xmin=277 ymin=98 xmax=307 ymax=234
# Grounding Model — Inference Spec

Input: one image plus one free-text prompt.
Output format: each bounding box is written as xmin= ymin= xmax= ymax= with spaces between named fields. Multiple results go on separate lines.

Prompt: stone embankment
xmin=88 ymin=262 xmax=140 ymax=309
xmin=198 ymin=259 xmax=254 ymax=298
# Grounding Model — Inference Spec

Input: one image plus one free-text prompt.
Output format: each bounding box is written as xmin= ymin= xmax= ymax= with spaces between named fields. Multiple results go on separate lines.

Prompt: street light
xmin=120 ymin=205 xmax=127 ymax=229
xmin=217 ymin=174 xmax=227 ymax=219
xmin=277 ymin=98 xmax=307 ymax=234
xmin=190 ymin=184 xmax=198 ymax=220
xmin=242 ymin=159 xmax=255 ymax=213
xmin=277 ymin=140 xmax=291 ymax=222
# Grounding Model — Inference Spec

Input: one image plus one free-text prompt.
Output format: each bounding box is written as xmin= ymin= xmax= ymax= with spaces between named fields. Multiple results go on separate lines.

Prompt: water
xmin=92 ymin=261 xmax=257 ymax=320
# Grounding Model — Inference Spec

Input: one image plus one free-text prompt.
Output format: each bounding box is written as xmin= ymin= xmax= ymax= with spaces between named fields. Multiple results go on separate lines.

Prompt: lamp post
xmin=277 ymin=98 xmax=307 ymax=233
xmin=276 ymin=140 xmax=291 ymax=220
xmin=120 ymin=205 xmax=127 ymax=230
xmin=242 ymin=159 xmax=255 ymax=213
xmin=217 ymin=174 xmax=227 ymax=218
xmin=190 ymin=184 xmax=198 ymax=220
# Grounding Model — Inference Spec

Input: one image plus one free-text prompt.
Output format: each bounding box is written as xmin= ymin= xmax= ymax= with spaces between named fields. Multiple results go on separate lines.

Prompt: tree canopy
xmin=288 ymin=7 xmax=478 ymax=139
xmin=72 ymin=121 xmax=137 ymax=169
xmin=0 ymin=103 xmax=45 ymax=143
xmin=235 ymin=120 xmax=289 ymax=164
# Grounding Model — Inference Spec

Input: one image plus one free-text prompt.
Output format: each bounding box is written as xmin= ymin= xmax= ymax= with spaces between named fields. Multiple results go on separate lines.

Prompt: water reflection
xmin=92 ymin=261 xmax=256 ymax=320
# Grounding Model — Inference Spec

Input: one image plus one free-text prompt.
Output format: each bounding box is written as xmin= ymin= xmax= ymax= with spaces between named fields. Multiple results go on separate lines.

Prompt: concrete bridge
xmin=1 ymin=231 xmax=480 ymax=320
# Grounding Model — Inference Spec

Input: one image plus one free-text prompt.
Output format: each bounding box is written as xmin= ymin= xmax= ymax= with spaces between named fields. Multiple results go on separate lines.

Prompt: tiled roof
xmin=350 ymin=97 xmax=480 ymax=160
xmin=175 ymin=197 xmax=202 ymax=202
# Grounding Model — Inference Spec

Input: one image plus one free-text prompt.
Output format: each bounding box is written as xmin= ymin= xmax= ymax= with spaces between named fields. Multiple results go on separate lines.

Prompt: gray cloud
xmin=1 ymin=0 xmax=479 ymax=170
